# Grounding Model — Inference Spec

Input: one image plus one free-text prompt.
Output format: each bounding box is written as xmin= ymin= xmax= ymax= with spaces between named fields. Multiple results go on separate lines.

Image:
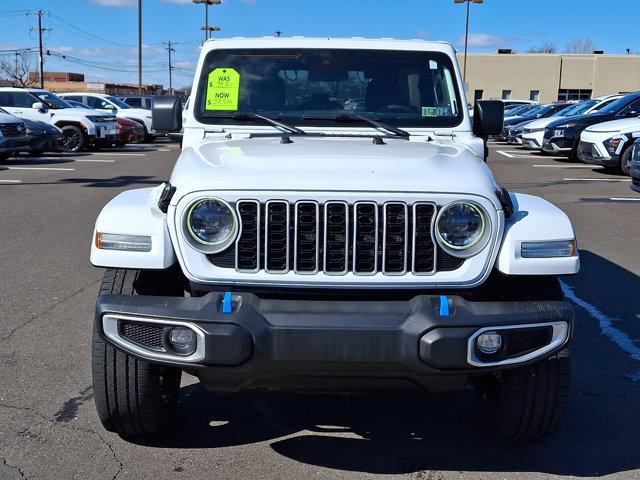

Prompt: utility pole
xmin=192 ymin=0 xmax=221 ymax=43
xmin=163 ymin=41 xmax=175 ymax=95
xmin=29 ymin=10 xmax=51 ymax=89
xmin=453 ymin=0 xmax=483 ymax=83
xmin=138 ymin=0 xmax=142 ymax=94
xmin=14 ymin=51 xmax=19 ymax=76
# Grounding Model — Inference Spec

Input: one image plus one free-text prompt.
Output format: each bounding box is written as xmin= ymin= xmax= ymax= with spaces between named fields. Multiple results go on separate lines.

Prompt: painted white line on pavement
xmin=533 ymin=164 xmax=601 ymax=169
xmin=74 ymin=159 xmax=116 ymax=163
xmin=90 ymin=152 xmax=146 ymax=157
xmin=0 ymin=179 xmax=22 ymax=183
xmin=6 ymin=166 xmax=74 ymax=171
xmin=610 ymin=197 xmax=640 ymax=201
xmin=158 ymin=148 xmax=171 ymax=151
xmin=561 ymin=281 xmax=640 ymax=380
xmin=563 ymin=178 xmax=631 ymax=182
xmin=496 ymin=150 xmax=515 ymax=158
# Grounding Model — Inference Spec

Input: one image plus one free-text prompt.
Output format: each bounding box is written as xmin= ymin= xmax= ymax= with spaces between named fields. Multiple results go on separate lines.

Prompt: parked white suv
xmin=60 ymin=93 xmax=156 ymax=142
xmin=90 ymin=37 xmax=579 ymax=442
xmin=0 ymin=88 xmax=118 ymax=152
xmin=577 ymin=116 xmax=640 ymax=174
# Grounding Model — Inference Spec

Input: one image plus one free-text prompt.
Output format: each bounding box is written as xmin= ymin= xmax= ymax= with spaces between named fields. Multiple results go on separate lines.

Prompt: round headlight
xmin=186 ymin=198 xmax=238 ymax=252
xmin=436 ymin=202 xmax=488 ymax=255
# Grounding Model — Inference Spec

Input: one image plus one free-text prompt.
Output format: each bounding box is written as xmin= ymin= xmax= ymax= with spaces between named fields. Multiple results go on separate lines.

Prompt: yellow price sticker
xmin=206 ymin=68 xmax=240 ymax=111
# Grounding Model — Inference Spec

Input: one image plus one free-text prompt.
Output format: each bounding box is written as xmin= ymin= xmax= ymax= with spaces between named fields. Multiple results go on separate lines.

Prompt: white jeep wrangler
xmin=90 ymin=37 xmax=579 ymax=441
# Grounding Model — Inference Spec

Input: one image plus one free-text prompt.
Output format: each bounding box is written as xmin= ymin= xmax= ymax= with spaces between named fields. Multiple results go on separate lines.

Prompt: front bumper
xmin=0 ymin=134 xmax=31 ymax=153
xmin=542 ymin=137 xmax=573 ymax=155
xmin=577 ymin=141 xmax=618 ymax=166
xmin=96 ymin=292 xmax=574 ymax=392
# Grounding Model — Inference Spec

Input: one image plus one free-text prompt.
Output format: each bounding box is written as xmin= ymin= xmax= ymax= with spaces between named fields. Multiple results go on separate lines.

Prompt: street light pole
xmin=138 ymin=0 xmax=142 ymax=94
xmin=454 ymin=0 xmax=483 ymax=83
xmin=192 ymin=0 xmax=221 ymax=43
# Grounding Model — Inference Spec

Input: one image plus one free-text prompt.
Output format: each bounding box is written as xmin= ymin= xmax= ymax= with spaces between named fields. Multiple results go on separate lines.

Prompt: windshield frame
xmin=193 ymin=47 xmax=466 ymax=130
xmin=104 ymin=95 xmax=132 ymax=109
xmin=31 ymin=90 xmax=73 ymax=110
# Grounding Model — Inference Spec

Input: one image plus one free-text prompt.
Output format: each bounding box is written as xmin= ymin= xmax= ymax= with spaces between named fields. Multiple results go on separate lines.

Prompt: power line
xmin=28 ymin=9 xmax=52 ymax=88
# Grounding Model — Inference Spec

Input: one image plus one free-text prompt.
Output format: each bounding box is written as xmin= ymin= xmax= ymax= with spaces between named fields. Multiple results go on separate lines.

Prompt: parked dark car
xmin=498 ymin=103 xmax=571 ymax=142
xmin=630 ymin=138 xmax=640 ymax=192
xmin=0 ymin=108 xmax=30 ymax=162
xmin=22 ymin=119 xmax=64 ymax=156
xmin=543 ymin=92 xmax=640 ymax=159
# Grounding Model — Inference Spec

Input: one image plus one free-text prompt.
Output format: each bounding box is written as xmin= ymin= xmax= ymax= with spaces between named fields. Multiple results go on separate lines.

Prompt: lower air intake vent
xmin=120 ymin=322 xmax=164 ymax=350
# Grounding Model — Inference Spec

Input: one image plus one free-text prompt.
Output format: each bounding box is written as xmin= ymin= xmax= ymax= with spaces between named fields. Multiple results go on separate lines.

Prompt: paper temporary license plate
xmin=98 ymin=125 xmax=117 ymax=138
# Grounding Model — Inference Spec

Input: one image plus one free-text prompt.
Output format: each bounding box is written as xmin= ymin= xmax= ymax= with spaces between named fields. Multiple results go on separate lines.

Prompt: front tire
xmin=620 ymin=146 xmax=632 ymax=176
xmin=489 ymin=350 xmax=570 ymax=441
xmin=61 ymin=125 xmax=85 ymax=152
xmin=92 ymin=268 xmax=183 ymax=437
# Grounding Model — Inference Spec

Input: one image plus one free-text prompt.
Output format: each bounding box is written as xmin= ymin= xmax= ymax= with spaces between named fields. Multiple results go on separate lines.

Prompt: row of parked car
xmin=0 ymin=88 xmax=162 ymax=162
xmin=495 ymin=93 xmax=640 ymax=191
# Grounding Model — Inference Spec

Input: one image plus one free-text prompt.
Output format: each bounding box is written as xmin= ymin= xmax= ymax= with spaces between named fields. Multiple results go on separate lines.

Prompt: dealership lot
xmin=0 ymin=141 xmax=639 ymax=480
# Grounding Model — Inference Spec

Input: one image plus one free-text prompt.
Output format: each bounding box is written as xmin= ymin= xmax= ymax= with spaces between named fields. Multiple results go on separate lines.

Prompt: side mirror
xmin=32 ymin=102 xmax=45 ymax=110
xmin=473 ymin=100 xmax=504 ymax=136
xmin=152 ymin=96 xmax=183 ymax=133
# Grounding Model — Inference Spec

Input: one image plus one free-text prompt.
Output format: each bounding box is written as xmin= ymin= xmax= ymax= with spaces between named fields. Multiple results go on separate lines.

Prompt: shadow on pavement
xmin=126 ymin=250 xmax=640 ymax=477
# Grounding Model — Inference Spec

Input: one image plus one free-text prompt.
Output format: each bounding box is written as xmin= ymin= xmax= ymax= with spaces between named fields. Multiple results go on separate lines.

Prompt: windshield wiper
xmin=207 ymin=112 xmax=307 ymax=135
xmin=303 ymin=114 xmax=410 ymax=138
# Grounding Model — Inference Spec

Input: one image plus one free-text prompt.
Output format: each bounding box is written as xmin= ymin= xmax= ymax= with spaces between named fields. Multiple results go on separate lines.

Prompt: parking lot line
xmin=533 ymin=164 xmax=602 ymax=169
xmin=496 ymin=150 xmax=515 ymax=158
xmin=610 ymin=197 xmax=640 ymax=202
xmin=5 ymin=166 xmax=75 ymax=171
xmin=89 ymin=152 xmax=146 ymax=157
xmin=563 ymin=178 xmax=630 ymax=182
xmin=74 ymin=159 xmax=116 ymax=163
xmin=0 ymin=179 xmax=22 ymax=183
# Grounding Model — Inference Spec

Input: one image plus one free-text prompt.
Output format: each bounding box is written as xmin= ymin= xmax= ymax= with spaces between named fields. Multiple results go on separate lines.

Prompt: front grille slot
xmin=353 ymin=202 xmax=378 ymax=274
xmin=412 ymin=203 xmax=437 ymax=274
xmin=323 ymin=201 xmax=348 ymax=274
xmin=294 ymin=201 xmax=320 ymax=273
xmin=209 ymin=199 xmax=469 ymax=276
xmin=382 ymin=202 xmax=408 ymax=274
xmin=265 ymin=201 xmax=290 ymax=273
xmin=235 ymin=200 xmax=260 ymax=272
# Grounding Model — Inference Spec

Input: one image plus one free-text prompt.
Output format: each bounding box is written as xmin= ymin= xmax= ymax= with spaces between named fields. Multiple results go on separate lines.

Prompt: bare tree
xmin=528 ymin=42 xmax=557 ymax=54
xmin=0 ymin=51 xmax=35 ymax=86
xmin=565 ymin=38 xmax=597 ymax=54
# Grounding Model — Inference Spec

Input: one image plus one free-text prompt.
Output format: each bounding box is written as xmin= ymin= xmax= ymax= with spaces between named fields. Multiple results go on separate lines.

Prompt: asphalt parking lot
xmin=0 ymin=140 xmax=639 ymax=480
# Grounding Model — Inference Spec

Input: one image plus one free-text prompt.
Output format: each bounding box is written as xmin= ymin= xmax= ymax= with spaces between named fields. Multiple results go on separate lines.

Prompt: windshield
xmin=105 ymin=95 xmax=132 ymax=109
xmin=33 ymin=91 xmax=73 ymax=110
xmin=561 ymin=100 xmax=596 ymax=116
xmin=194 ymin=48 xmax=464 ymax=128
xmin=597 ymin=95 xmax=638 ymax=115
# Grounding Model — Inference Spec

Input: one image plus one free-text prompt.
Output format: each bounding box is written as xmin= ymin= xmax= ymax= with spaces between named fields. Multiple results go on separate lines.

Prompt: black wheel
xmin=144 ymin=134 xmax=156 ymax=143
xmin=476 ymin=274 xmax=570 ymax=441
xmin=61 ymin=125 xmax=85 ymax=152
xmin=485 ymin=350 xmax=570 ymax=441
xmin=92 ymin=268 xmax=184 ymax=437
xmin=620 ymin=146 xmax=632 ymax=176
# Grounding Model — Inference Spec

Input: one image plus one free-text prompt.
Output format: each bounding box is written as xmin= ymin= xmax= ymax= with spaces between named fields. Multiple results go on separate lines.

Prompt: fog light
xmin=168 ymin=327 xmax=196 ymax=355
xmin=477 ymin=331 xmax=502 ymax=354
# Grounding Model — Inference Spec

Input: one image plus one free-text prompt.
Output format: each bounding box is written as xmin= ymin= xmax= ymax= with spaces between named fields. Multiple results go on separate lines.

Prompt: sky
xmin=1 ymin=0 xmax=639 ymax=89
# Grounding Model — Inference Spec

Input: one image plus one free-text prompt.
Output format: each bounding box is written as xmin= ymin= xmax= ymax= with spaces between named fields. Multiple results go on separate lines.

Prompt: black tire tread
xmin=92 ymin=268 xmax=182 ymax=437
xmin=495 ymin=350 xmax=570 ymax=441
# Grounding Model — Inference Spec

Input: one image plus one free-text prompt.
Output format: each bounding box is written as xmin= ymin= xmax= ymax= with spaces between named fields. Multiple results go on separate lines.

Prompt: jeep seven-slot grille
xmin=219 ymin=200 xmax=464 ymax=275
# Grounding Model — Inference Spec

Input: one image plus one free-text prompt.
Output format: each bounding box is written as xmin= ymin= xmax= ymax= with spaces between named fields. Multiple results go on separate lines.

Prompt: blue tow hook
xmin=222 ymin=291 xmax=233 ymax=314
xmin=439 ymin=295 xmax=450 ymax=317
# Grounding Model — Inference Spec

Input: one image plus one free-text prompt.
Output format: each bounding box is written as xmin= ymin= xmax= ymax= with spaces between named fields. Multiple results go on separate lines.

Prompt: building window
xmin=474 ymin=89 xmax=483 ymax=101
xmin=530 ymin=90 xmax=540 ymax=102
xmin=558 ymin=89 xmax=592 ymax=101
xmin=501 ymin=90 xmax=512 ymax=100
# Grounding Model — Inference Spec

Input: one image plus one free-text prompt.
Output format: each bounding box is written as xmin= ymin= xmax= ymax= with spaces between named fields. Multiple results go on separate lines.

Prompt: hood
xmin=524 ymin=116 xmax=560 ymax=129
xmin=0 ymin=112 xmax=22 ymax=124
xmin=120 ymin=108 xmax=152 ymax=119
xmin=547 ymin=112 xmax=611 ymax=129
xmin=50 ymin=107 xmax=104 ymax=118
xmin=584 ymin=117 xmax=640 ymax=133
xmin=170 ymin=136 xmax=499 ymax=200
